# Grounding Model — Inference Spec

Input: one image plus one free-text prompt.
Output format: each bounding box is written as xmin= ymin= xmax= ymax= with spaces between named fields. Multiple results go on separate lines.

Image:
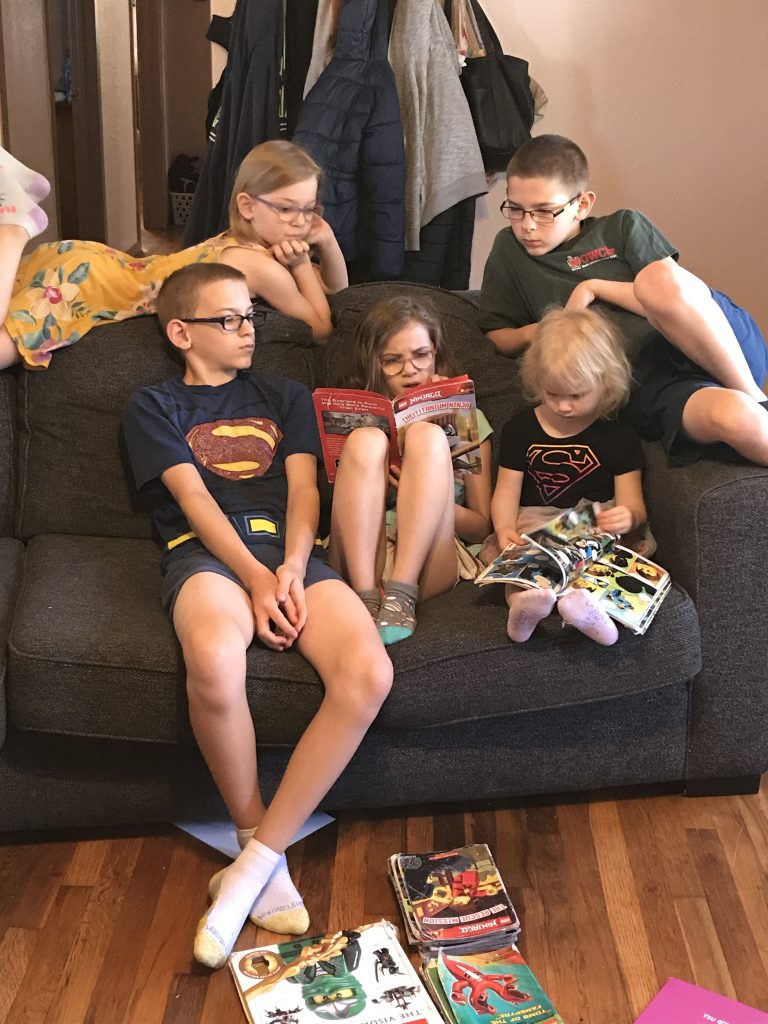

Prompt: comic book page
xmin=392 ymin=376 xmax=481 ymax=475
xmin=434 ymin=946 xmax=563 ymax=1024
xmin=229 ymin=920 xmax=443 ymax=1024
xmin=312 ymin=389 xmax=399 ymax=484
xmin=474 ymin=505 xmax=615 ymax=593
xmin=574 ymin=545 xmax=671 ymax=635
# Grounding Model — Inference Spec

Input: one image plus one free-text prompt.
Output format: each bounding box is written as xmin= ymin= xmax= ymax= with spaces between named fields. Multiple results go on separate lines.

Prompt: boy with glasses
xmin=122 ymin=263 xmax=392 ymax=969
xmin=478 ymin=134 xmax=768 ymax=465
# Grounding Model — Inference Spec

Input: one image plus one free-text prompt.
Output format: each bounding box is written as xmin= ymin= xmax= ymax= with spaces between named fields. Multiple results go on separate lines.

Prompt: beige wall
xmin=94 ymin=0 xmax=137 ymax=251
xmin=469 ymin=0 xmax=768 ymax=334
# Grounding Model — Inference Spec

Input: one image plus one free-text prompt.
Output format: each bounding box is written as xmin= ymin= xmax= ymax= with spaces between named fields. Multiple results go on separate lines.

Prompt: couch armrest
xmin=643 ymin=445 xmax=768 ymax=785
xmin=0 ymin=539 xmax=24 ymax=750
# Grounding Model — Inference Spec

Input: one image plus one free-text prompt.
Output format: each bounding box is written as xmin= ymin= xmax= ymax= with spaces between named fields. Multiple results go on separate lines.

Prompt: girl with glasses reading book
xmin=0 ymin=140 xmax=346 ymax=371
xmin=328 ymin=295 xmax=493 ymax=645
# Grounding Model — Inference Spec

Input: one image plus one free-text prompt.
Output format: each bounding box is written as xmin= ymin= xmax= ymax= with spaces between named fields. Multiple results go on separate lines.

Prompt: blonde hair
xmin=346 ymin=295 xmax=458 ymax=396
xmin=228 ymin=140 xmax=322 ymax=242
xmin=521 ymin=308 xmax=632 ymax=418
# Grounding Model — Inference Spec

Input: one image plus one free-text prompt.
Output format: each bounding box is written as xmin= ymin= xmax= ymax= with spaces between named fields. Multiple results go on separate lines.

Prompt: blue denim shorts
xmin=626 ymin=289 xmax=767 ymax=463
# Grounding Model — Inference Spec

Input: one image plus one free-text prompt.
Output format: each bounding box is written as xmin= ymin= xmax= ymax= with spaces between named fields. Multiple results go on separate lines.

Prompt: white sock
xmin=0 ymin=147 xmax=51 ymax=200
xmin=0 ymin=171 xmax=48 ymax=239
xmin=209 ymin=826 xmax=309 ymax=935
xmin=194 ymin=837 xmax=280 ymax=968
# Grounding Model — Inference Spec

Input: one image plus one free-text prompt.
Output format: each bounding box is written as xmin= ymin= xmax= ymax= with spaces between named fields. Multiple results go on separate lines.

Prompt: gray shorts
xmin=160 ymin=541 xmax=341 ymax=618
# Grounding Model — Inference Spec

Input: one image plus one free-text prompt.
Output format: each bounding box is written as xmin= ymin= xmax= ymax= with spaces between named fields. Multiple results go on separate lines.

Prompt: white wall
xmin=469 ymin=0 xmax=768 ymax=334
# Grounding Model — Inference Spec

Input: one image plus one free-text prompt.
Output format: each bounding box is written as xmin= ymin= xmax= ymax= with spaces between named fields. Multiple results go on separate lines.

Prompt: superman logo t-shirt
xmin=499 ymin=407 xmax=644 ymax=507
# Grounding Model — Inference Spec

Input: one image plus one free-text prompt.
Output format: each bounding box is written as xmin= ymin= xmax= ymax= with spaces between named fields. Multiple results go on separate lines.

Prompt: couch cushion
xmin=0 ymin=538 xmax=25 ymax=745
xmin=15 ymin=311 xmax=317 ymax=541
xmin=8 ymin=534 xmax=700 ymax=745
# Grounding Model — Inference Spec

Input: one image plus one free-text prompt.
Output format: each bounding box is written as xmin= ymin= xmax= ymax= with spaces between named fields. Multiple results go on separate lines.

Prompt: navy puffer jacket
xmin=293 ymin=0 xmax=405 ymax=279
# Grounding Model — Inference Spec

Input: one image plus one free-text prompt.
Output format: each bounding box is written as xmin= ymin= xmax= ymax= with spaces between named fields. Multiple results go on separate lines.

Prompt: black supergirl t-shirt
xmin=499 ymin=407 xmax=644 ymax=507
xmin=122 ymin=371 xmax=321 ymax=551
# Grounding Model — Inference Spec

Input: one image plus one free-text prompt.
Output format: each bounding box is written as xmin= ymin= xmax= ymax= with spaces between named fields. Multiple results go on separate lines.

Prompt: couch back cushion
xmin=323 ymin=282 xmax=526 ymax=446
xmin=15 ymin=310 xmax=316 ymax=540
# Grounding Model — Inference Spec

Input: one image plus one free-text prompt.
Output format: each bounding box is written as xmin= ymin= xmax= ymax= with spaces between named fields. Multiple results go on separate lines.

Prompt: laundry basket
xmin=170 ymin=191 xmax=195 ymax=227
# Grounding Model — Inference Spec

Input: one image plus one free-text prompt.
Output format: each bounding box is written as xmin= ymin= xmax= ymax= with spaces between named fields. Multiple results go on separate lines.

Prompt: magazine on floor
xmin=423 ymin=945 xmax=564 ymax=1024
xmin=229 ymin=918 xmax=444 ymax=1024
xmin=388 ymin=844 xmax=520 ymax=952
xmin=474 ymin=503 xmax=671 ymax=635
xmin=312 ymin=375 xmax=481 ymax=483
xmin=633 ymin=977 xmax=768 ymax=1023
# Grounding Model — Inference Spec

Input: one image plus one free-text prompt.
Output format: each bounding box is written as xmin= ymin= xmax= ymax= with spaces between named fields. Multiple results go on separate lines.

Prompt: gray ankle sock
xmin=356 ymin=588 xmax=381 ymax=618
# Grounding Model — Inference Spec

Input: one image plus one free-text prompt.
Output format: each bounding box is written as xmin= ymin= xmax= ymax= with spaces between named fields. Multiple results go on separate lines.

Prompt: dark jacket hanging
xmin=292 ymin=0 xmax=406 ymax=281
xmin=184 ymin=0 xmax=283 ymax=246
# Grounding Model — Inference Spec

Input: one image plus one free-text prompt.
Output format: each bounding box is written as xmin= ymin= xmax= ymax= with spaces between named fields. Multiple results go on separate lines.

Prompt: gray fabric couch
xmin=0 ymin=282 xmax=765 ymax=833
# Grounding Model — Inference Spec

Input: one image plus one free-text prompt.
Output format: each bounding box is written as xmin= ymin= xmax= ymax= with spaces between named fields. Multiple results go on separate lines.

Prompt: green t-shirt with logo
xmin=477 ymin=208 xmax=678 ymax=360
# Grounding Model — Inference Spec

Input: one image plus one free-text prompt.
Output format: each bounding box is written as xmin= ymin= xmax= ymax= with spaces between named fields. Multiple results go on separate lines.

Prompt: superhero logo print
xmin=527 ymin=443 xmax=601 ymax=502
xmin=186 ymin=417 xmax=283 ymax=480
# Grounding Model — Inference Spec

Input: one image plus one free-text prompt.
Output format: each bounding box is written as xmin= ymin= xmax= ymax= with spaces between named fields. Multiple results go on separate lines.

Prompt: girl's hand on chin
xmin=271 ymin=239 xmax=311 ymax=268
xmin=305 ymin=215 xmax=332 ymax=248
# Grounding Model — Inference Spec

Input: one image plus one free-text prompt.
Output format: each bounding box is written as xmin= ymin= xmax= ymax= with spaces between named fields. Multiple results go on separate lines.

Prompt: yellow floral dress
xmin=5 ymin=235 xmax=240 ymax=369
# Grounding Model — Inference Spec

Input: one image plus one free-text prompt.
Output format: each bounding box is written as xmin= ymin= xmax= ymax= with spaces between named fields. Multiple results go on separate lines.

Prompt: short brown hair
xmin=521 ymin=307 xmax=632 ymax=418
xmin=506 ymin=135 xmax=589 ymax=193
xmin=346 ymin=295 xmax=458 ymax=396
xmin=228 ymin=140 xmax=322 ymax=242
xmin=154 ymin=263 xmax=248 ymax=331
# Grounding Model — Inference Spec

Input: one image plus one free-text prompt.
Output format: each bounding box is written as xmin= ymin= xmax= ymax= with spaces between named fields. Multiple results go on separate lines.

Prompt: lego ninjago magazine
xmin=229 ymin=920 xmax=443 ymax=1024
xmin=387 ymin=844 xmax=520 ymax=949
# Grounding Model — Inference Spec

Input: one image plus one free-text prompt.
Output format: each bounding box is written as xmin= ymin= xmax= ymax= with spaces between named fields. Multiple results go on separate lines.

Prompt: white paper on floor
xmin=173 ymin=811 xmax=335 ymax=860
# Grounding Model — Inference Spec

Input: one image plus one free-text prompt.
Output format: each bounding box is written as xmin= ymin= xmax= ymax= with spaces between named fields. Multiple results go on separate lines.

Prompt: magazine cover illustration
xmin=229 ymin=919 xmax=443 ymax=1024
xmin=393 ymin=845 xmax=518 ymax=944
xmin=392 ymin=376 xmax=481 ymax=474
xmin=434 ymin=947 xmax=563 ymax=1024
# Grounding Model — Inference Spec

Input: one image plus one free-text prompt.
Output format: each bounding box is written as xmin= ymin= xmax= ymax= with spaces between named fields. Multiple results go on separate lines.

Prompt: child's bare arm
xmin=219 ymin=246 xmax=332 ymax=341
xmin=486 ymin=323 xmax=539 ymax=357
xmin=491 ymin=467 xmax=526 ymax=547
xmin=565 ymin=278 xmax=645 ymax=316
xmin=454 ymin=438 xmax=493 ymax=543
xmin=280 ymin=453 xmax=322 ymax=632
xmin=597 ymin=469 xmax=647 ymax=535
xmin=305 ymin=215 xmax=348 ymax=294
xmin=161 ymin=462 xmax=297 ymax=649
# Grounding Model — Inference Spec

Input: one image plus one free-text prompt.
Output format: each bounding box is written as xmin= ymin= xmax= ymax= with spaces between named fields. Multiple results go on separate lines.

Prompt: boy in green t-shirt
xmin=478 ymin=134 xmax=768 ymax=465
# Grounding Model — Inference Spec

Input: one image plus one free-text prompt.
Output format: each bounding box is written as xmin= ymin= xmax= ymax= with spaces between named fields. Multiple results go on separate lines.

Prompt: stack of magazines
xmin=389 ymin=844 xmax=564 ymax=1024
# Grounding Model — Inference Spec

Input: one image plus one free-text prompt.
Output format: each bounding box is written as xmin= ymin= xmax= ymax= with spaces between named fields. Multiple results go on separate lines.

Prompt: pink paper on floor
xmin=634 ymin=978 xmax=768 ymax=1023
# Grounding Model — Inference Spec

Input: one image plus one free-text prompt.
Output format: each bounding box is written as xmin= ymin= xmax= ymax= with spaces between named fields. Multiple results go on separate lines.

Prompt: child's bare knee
xmin=402 ymin=419 xmax=451 ymax=460
xmin=633 ymin=261 xmax=681 ymax=317
xmin=341 ymin=427 xmax=389 ymax=467
xmin=331 ymin=649 xmax=392 ymax=721
xmin=183 ymin=630 xmax=245 ymax=708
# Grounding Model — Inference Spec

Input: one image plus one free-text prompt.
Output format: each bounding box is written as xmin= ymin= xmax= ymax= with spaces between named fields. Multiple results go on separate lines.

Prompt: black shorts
xmin=626 ymin=290 xmax=768 ymax=464
xmin=160 ymin=541 xmax=341 ymax=618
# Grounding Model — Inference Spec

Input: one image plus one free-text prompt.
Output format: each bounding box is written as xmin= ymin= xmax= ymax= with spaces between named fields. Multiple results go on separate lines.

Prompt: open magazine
xmin=228 ymin=919 xmax=443 ymax=1024
xmin=475 ymin=503 xmax=671 ymax=636
xmin=312 ymin=375 xmax=481 ymax=483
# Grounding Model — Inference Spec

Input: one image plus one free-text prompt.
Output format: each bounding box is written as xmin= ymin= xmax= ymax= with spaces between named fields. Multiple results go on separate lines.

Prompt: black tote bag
xmin=450 ymin=0 xmax=535 ymax=172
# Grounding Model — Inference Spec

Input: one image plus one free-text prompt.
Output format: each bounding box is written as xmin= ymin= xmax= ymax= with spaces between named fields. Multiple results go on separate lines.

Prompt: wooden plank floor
xmin=1 ymin=779 xmax=767 ymax=1024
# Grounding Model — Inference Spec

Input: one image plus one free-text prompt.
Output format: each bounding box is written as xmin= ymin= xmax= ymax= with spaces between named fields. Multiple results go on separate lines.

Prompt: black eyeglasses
xmin=500 ymin=194 xmax=582 ymax=224
xmin=179 ymin=311 xmax=267 ymax=333
xmin=253 ymin=196 xmax=324 ymax=223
